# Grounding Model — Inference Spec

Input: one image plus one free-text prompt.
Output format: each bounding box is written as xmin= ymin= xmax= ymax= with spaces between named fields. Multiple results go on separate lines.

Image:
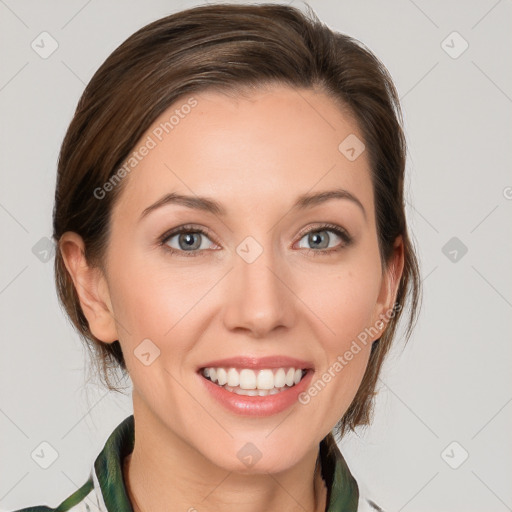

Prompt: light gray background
xmin=1 ymin=1 xmax=511 ymax=511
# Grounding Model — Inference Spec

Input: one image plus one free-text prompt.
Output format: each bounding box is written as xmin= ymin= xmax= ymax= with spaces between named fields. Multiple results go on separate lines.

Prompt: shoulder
xmin=9 ymin=474 xmax=99 ymax=512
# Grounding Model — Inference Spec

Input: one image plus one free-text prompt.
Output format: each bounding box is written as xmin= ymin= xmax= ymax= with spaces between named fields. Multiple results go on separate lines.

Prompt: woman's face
xmin=82 ymin=84 xmax=402 ymax=473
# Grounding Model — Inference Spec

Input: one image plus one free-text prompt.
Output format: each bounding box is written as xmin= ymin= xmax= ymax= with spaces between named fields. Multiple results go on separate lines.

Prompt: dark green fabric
xmin=94 ymin=415 xmax=135 ymax=512
xmin=12 ymin=476 xmax=93 ymax=512
xmin=13 ymin=414 xmax=359 ymax=511
xmin=54 ymin=477 xmax=94 ymax=512
xmin=319 ymin=435 xmax=360 ymax=511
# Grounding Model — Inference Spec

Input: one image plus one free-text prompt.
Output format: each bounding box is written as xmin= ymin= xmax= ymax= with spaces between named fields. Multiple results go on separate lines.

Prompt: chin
xmin=200 ymin=439 xmax=305 ymax=475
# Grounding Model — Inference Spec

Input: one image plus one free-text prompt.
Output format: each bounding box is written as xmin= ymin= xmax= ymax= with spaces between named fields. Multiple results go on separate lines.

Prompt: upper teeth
xmin=202 ymin=367 xmax=305 ymax=390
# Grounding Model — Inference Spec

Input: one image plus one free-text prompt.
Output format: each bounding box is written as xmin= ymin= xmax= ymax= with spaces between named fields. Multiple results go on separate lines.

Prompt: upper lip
xmin=198 ymin=355 xmax=314 ymax=371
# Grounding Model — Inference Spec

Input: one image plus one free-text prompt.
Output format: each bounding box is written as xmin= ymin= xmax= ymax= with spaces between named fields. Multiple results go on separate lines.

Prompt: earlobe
xmin=59 ymin=232 xmax=118 ymax=343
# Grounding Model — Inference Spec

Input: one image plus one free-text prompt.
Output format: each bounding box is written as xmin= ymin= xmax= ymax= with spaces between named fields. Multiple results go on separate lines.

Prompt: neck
xmin=124 ymin=452 xmax=327 ymax=512
xmin=123 ymin=403 xmax=327 ymax=512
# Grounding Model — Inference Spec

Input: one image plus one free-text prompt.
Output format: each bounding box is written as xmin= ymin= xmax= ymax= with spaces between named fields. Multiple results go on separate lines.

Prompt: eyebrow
xmin=139 ymin=187 xmax=367 ymax=222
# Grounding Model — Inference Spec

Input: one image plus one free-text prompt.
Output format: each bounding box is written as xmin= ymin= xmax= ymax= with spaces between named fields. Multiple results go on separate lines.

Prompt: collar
xmin=91 ymin=414 xmax=359 ymax=511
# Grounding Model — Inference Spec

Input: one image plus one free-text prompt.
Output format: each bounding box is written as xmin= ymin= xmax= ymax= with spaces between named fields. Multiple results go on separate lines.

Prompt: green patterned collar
xmin=93 ymin=414 xmax=359 ymax=511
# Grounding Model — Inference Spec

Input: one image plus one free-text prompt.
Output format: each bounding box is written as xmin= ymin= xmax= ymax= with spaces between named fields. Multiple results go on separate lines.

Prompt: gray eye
xmin=166 ymin=232 xmax=212 ymax=251
xmin=297 ymin=230 xmax=341 ymax=250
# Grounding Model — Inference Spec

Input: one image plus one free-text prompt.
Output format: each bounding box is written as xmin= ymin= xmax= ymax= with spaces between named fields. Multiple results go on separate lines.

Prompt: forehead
xmin=112 ymin=84 xmax=373 ymax=223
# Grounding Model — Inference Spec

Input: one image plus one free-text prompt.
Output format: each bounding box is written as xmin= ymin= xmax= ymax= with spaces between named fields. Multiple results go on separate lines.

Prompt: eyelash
xmin=157 ymin=223 xmax=353 ymax=258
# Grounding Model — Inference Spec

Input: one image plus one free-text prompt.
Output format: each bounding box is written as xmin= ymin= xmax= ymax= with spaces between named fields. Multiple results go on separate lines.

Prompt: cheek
xmin=300 ymin=264 xmax=381 ymax=350
xmin=106 ymin=252 xmax=218 ymax=360
xmin=294 ymin=262 xmax=380 ymax=411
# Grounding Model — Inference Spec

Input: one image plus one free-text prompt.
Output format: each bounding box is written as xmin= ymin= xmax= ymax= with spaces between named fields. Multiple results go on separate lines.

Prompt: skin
xmin=60 ymin=84 xmax=404 ymax=512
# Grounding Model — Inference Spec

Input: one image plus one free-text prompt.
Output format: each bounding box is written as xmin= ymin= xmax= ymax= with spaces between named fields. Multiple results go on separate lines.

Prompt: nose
xmin=222 ymin=240 xmax=296 ymax=338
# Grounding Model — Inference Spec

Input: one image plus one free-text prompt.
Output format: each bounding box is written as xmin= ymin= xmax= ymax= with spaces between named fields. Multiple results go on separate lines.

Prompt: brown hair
xmin=53 ymin=2 xmax=422 ymax=446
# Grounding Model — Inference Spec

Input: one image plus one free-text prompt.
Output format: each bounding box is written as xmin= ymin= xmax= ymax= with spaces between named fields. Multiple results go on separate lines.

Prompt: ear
xmin=370 ymin=235 xmax=405 ymax=340
xmin=58 ymin=232 xmax=118 ymax=343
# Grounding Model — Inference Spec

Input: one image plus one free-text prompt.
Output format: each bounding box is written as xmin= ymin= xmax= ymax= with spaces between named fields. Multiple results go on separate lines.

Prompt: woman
xmin=14 ymin=3 xmax=421 ymax=511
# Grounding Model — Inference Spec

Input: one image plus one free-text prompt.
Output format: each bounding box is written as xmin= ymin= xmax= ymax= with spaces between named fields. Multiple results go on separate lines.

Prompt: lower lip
xmin=197 ymin=370 xmax=314 ymax=417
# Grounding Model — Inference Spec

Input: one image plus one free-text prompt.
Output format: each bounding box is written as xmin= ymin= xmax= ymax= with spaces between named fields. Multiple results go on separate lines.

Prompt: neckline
xmin=93 ymin=414 xmax=359 ymax=512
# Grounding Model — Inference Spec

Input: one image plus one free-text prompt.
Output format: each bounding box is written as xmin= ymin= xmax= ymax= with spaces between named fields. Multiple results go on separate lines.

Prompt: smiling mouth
xmin=199 ymin=366 xmax=309 ymax=396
